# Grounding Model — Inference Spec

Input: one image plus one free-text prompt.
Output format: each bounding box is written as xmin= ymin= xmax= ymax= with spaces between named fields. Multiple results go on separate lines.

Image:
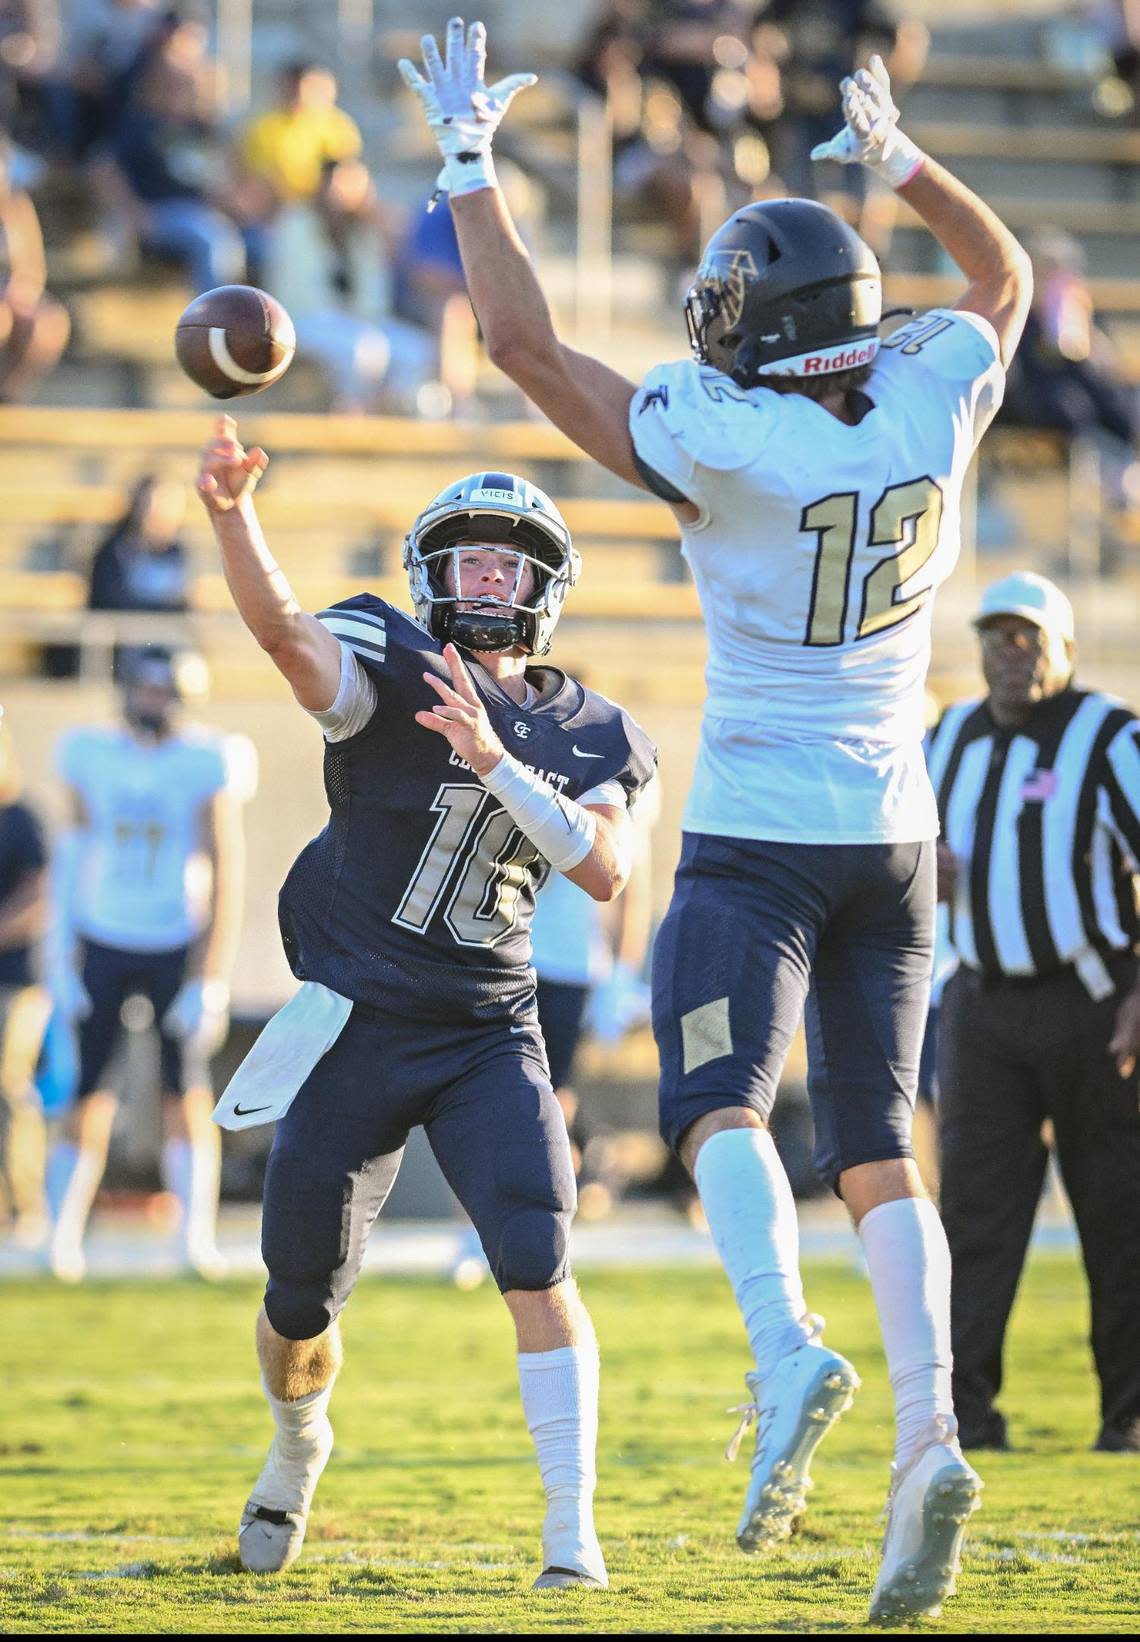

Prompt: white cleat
xmin=48 ymin=1235 xmax=86 ymax=1284
xmin=728 ymin=1324 xmax=860 ymax=1553
xmin=532 ymin=1509 xmax=609 ymax=1590
xmin=869 ymin=1421 xmax=983 ymax=1624
xmin=238 ymin=1420 xmax=334 ymax=1573
xmin=183 ymin=1239 xmax=229 ymax=1282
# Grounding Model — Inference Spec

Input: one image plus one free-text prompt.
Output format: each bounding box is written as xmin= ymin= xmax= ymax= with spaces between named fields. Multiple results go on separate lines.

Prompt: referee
xmin=928 ymin=571 xmax=1140 ymax=1455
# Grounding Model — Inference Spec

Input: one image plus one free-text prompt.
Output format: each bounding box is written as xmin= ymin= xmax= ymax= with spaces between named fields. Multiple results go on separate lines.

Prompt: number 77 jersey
xmin=630 ymin=308 xmax=1005 ymax=845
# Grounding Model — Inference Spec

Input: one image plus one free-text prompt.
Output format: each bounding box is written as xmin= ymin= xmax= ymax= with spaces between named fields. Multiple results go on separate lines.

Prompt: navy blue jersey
xmin=279 ymin=595 xmax=657 ymax=1021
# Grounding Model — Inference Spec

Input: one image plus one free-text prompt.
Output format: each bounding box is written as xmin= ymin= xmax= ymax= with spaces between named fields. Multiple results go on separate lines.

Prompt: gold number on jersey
xmin=860 ymin=478 xmax=944 ymax=638
xmin=802 ymin=477 xmax=943 ymax=646
xmin=803 ymin=493 xmax=858 ymax=646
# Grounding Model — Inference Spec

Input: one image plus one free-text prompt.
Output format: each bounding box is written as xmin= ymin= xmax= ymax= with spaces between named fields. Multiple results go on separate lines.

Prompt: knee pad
xmin=493 ymin=1203 xmax=572 ymax=1293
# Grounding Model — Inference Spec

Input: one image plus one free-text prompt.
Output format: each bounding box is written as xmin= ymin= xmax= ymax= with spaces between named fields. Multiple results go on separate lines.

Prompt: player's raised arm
xmin=398 ymin=19 xmax=645 ymax=490
xmin=811 ymin=56 xmax=1032 ymax=364
xmin=196 ymin=415 xmax=343 ymax=710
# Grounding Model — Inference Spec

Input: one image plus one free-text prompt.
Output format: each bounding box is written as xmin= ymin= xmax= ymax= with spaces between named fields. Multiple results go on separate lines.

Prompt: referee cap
xmin=973 ymin=571 xmax=1075 ymax=645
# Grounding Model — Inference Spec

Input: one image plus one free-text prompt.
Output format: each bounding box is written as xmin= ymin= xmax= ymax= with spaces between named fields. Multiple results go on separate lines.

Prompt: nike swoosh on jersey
xmin=572 ymin=745 xmax=604 ymax=758
xmin=232 ymin=1101 xmax=273 ymax=1117
xmin=509 ymin=1025 xmax=530 ymax=1034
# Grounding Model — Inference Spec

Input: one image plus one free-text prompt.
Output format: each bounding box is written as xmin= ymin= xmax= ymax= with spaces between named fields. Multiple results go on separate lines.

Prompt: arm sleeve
xmin=306 ymin=643 xmax=379 ymax=742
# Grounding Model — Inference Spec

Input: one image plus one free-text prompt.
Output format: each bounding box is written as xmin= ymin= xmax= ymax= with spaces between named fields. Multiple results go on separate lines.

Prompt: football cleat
xmin=238 ymin=1418 xmax=334 ymax=1573
xmin=532 ymin=1565 xmax=608 ymax=1591
xmin=532 ymin=1507 xmax=608 ymax=1590
xmin=727 ymin=1324 xmax=860 ymax=1552
xmin=869 ymin=1419 xmax=982 ymax=1624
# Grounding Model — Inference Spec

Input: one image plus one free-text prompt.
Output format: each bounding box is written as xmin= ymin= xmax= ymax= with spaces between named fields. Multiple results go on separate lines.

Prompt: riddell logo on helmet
xmin=802 ymin=342 xmax=877 ymax=374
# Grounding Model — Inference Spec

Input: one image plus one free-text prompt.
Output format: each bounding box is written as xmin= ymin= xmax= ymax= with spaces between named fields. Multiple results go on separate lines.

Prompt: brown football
xmin=174 ymin=285 xmax=295 ymax=399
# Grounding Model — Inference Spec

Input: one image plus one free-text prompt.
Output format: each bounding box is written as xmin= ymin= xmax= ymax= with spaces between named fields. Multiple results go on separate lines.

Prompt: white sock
xmin=694 ymin=1129 xmax=812 ymax=1377
xmin=46 ymin=1141 xmax=102 ymax=1253
xmin=162 ymin=1136 xmax=220 ymax=1257
xmin=45 ymin=1141 xmax=79 ymax=1220
xmin=517 ymin=1345 xmax=603 ymax=1575
xmin=858 ymin=1197 xmax=955 ymax=1468
xmin=250 ymin=1381 xmax=335 ymax=1514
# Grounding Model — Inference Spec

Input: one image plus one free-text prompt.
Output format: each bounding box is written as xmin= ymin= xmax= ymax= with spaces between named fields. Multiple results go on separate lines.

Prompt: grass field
xmin=2 ymin=1250 xmax=1138 ymax=1633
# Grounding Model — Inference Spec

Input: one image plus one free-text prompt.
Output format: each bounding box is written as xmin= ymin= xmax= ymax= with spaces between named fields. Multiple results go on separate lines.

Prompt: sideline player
xmin=196 ymin=421 xmax=655 ymax=1588
xmin=44 ymin=648 xmax=254 ymax=1281
xmin=400 ymin=23 xmax=1031 ymax=1622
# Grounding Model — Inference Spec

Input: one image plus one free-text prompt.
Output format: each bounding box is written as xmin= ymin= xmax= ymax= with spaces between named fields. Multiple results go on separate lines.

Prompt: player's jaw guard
xmin=684 ymin=199 xmax=882 ymax=387
xmin=403 ymin=472 xmax=580 ymax=656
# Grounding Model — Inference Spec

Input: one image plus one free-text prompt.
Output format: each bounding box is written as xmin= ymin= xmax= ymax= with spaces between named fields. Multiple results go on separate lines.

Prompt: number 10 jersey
xmin=630 ymin=308 xmax=1005 ymax=844
xmin=277 ymin=597 xmax=657 ymax=1022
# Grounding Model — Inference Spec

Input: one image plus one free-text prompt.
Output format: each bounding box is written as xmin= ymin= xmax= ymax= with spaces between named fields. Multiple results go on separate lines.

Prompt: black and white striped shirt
xmin=927 ymin=688 xmax=1140 ymax=988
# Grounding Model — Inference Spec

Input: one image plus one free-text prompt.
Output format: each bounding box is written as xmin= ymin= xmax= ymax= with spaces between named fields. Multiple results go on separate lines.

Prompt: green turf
xmin=1 ymin=1250 xmax=1137 ymax=1632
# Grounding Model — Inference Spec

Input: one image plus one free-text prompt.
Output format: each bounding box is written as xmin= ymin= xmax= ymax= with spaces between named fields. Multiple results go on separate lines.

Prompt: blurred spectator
xmin=88 ymin=473 xmax=190 ymax=621
xmin=265 ymin=158 xmax=435 ymax=414
xmin=0 ymin=708 xmax=50 ymax=1246
xmin=42 ymin=474 xmax=191 ymax=680
xmin=44 ymin=647 xmax=256 ymax=1282
xmin=0 ymin=132 xmax=69 ymax=400
xmin=236 ymin=61 xmax=362 ymax=212
xmin=574 ymin=0 xmax=731 ymax=269
xmin=40 ymin=0 xmax=164 ymax=163
xmin=998 ymin=228 xmax=1139 ymax=452
xmin=0 ymin=0 xmax=61 ymax=152
xmin=754 ymin=0 xmax=927 ymax=248
xmin=97 ymin=9 xmax=251 ymax=292
xmin=393 ymin=191 xmax=487 ymax=416
xmin=1083 ymin=0 xmax=1140 ymax=119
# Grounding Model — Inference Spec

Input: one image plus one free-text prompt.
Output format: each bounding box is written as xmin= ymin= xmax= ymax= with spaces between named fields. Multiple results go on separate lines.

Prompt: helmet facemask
xmin=404 ymin=475 xmax=581 ymax=657
xmin=419 ymin=537 xmax=562 ymax=654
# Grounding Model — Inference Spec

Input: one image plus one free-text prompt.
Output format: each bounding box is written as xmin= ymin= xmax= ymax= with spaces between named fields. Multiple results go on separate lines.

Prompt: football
xmin=174 ymin=284 xmax=295 ymax=399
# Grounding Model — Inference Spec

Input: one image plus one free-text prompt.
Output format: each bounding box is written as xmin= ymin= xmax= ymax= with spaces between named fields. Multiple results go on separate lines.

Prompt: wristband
xmin=874 ymin=131 xmax=925 ymax=190
xmin=442 ymin=149 xmax=497 ymax=198
xmin=480 ymin=751 xmax=597 ymax=873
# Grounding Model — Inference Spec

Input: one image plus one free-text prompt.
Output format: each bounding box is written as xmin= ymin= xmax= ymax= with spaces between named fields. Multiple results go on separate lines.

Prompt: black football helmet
xmin=684 ymin=199 xmax=883 ymax=386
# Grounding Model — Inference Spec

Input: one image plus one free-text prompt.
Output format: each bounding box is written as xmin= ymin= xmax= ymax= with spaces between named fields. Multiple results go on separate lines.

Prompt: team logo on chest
xmin=513 ymin=721 xmax=532 ymax=739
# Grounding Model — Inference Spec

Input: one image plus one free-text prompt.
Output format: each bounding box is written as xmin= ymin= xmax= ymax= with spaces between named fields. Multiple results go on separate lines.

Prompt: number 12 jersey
xmin=630 ymin=308 xmax=1005 ymax=844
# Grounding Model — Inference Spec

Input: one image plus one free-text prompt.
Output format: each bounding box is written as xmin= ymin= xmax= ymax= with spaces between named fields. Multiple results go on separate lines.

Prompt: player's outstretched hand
xmin=196 ymin=414 xmax=269 ymax=516
xmin=397 ymin=16 xmax=535 ymax=197
xmin=416 ymin=643 xmax=506 ymax=777
xmin=809 ymin=53 xmax=924 ymax=189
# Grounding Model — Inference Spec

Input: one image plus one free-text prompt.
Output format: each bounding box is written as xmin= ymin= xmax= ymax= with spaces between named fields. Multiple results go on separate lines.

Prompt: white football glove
xmin=397 ymin=15 xmax=536 ymax=200
xmin=50 ymin=963 xmax=91 ymax=1024
xmin=163 ymin=976 xmax=230 ymax=1058
xmin=587 ymin=962 xmax=651 ymax=1047
xmin=809 ymin=54 xmax=925 ymax=190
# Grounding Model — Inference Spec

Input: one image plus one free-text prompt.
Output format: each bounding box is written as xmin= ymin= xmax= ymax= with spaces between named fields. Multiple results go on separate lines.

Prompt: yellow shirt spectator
xmin=238 ymin=65 xmax=362 ymax=203
xmin=240 ymin=105 xmax=362 ymax=202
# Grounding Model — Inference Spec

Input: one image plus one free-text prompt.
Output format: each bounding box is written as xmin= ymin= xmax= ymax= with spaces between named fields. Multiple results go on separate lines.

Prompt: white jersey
xmin=57 ymin=724 xmax=257 ymax=951
xmin=630 ymin=309 xmax=1005 ymax=844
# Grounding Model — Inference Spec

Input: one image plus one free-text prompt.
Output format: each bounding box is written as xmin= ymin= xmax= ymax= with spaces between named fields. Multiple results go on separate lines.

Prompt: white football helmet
xmin=403 ymin=471 xmax=580 ymax=656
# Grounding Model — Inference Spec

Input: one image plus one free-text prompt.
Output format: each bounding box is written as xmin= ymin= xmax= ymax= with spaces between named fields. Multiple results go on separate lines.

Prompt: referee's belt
xmin=969 ymin=945 xmax=1131 ymax=1003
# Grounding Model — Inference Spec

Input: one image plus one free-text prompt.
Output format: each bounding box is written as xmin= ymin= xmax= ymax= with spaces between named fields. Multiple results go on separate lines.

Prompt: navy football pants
xmin=261 ymin=1003 xmax=576 ymax=1340
xmin=653 ymin=833 xmax=935 ymax=1189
